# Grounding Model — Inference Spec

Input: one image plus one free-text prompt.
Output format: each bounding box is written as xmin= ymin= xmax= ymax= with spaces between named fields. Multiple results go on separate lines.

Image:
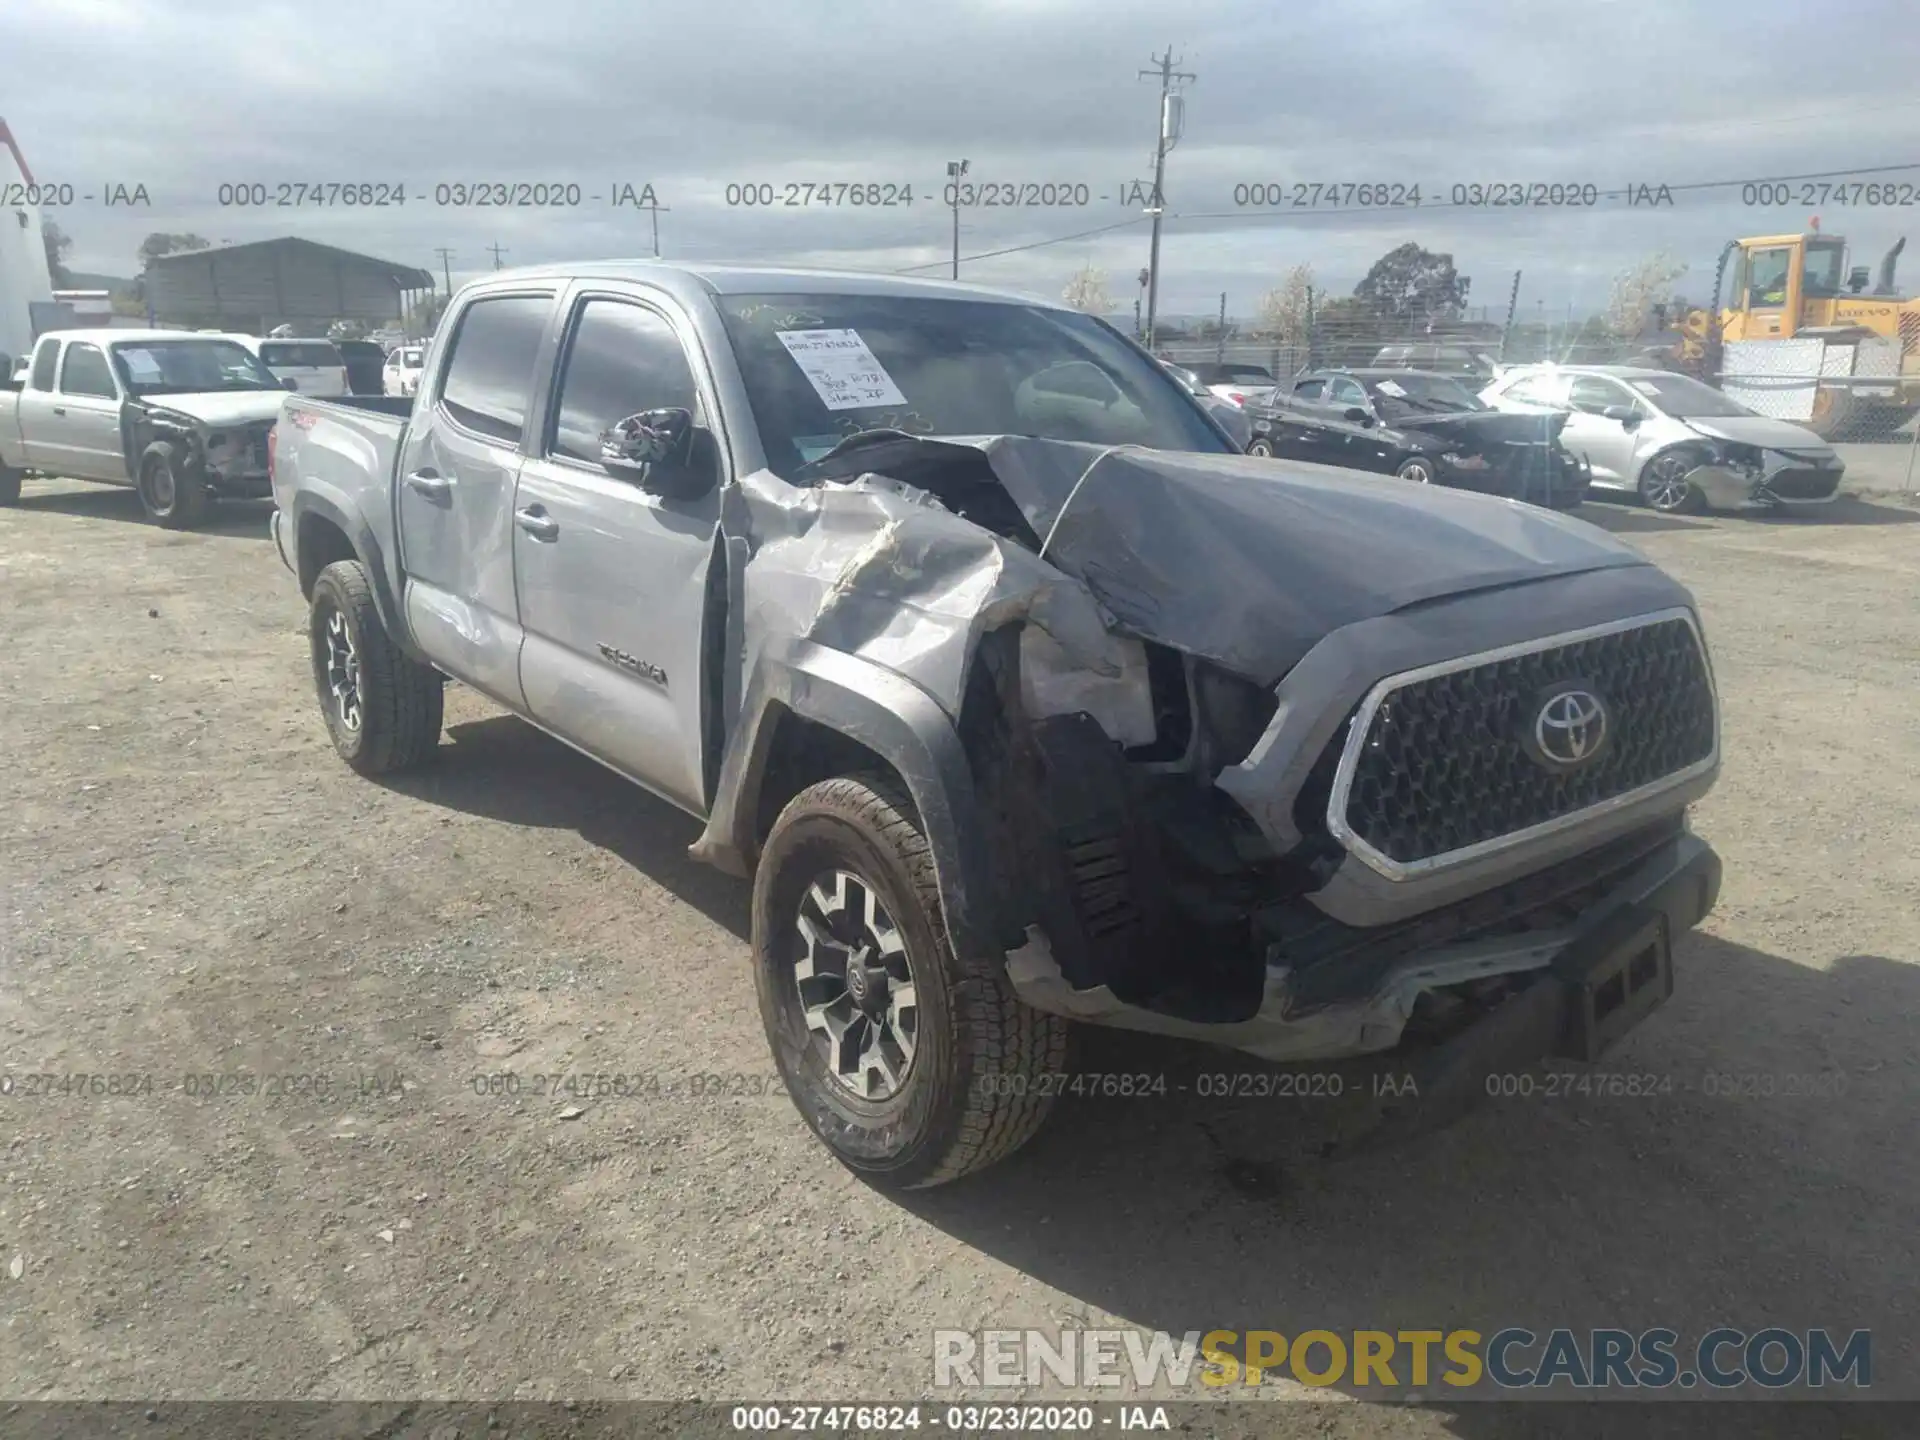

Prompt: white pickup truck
xmin=0 ymin=328 xmax=292 ymax=523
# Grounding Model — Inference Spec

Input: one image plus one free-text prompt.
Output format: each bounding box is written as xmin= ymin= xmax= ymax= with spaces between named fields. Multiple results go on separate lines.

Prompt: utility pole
xmin=487 ymin=242 xmax=509 ymax=271
xmin=1215 ymin=291 xmax=1227 ymax=364
xmin=1138 ymin=47 xmax=1195 ymax=349
xmin=1500 ymin=269 xmax=1521 ymax=360
xmin=434 ymin=248 xmax=454 ymax=294
xmin=946 ymin=160 xmax=970 ymax=279
xmin=636 ymin=200 xmax=671 ymax=259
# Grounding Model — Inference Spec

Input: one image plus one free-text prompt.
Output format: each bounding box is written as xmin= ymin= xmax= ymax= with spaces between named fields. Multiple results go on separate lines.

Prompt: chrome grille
xmin=1328 ymin=612 xmax=1717 ymax=875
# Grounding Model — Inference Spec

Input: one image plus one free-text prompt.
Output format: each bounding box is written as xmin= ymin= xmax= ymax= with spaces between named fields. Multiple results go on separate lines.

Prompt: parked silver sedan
xmin=1161 ymin=361 xmax=1253 ymax=448
xmin=1480 ymin=364 xmax=1844 ymax=514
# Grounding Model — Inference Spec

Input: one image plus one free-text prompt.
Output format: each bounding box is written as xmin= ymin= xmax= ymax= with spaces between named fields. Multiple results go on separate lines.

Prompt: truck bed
xmin=271 ymin=393 xmax=411 ymax=564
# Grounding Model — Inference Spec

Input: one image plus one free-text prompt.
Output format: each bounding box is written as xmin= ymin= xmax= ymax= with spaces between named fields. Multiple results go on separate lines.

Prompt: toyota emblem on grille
xmin=1530 ymin=686 xmax=1610 ymax=769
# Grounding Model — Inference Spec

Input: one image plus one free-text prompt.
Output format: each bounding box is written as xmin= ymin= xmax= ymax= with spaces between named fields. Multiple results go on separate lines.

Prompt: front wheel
xmin=752 ymin=774 xmax=1071 ymax=1189
xmin=1245 ymin=438 xmax=1274 ymax=458
xmin=1638 ymin=450 xmax=1706 ymax=514
xmin=136 ymin=441 xmax=211 ymax=529
xmin=308 ymin=559 xmax=443 ymax=775
xmin=1395 ymin=456 xmax=1436 ymax=484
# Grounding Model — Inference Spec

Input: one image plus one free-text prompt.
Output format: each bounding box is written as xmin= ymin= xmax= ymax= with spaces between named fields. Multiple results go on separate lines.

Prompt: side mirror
xmin=281 ymin=376 xmax=300 ymax=391
xmin=599 ymin=407 xmax=710 ymax=498
xmin=1343 ymin=406 xmax=1373 ymax=425
xmin=1600 ymin=404 xmax=1640 ymax=427
xmin=1848 ymin=266 xmax=1870 ymax=293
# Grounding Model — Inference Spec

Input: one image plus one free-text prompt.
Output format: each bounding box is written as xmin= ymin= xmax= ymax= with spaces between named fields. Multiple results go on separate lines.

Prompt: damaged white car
xmin=271 ymin=265 xmax=1724 ymax=1188
xmin=0 ymin=329 xmax=292 ymax=523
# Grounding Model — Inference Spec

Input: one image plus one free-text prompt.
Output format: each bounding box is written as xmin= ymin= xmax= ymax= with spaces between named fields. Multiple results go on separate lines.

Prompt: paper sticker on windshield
xmin=1629 ymin=381 xmax=1661 ymax=395
xmin=1373 ymin=379 xmax=1408 ymax=397
xmin=119 ymin=349 xmax=161 ymax=380
xmin=776 ymin=329 xmax=908 ymax=411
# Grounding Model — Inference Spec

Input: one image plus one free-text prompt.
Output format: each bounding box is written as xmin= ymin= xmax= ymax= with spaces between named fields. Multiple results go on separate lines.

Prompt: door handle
xmin=405 ymin=469 xmax=454 ymax=497
xmin=51 ymin=406 xmax=65 ymax=416
xmin=515 ymin=507 xmax=559 ymax=541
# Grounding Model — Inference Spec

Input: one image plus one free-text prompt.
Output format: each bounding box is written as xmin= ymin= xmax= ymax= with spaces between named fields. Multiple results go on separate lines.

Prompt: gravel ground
xmin=1 ymin=479 xmax=1916 ymax=1431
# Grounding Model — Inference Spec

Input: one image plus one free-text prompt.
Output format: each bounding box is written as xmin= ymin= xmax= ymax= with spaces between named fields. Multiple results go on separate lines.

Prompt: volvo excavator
xmin=1655 ymin=222 xmax=1920 ymax=438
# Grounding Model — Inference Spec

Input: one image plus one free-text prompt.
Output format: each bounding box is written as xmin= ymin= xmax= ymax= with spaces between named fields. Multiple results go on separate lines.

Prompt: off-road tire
xmin=308 ymin=559 xmax=442 ymax=775
xmin=136 ymin=440 xmax=212 ymax=529
xmin=1245 ymin=437 xmax=1274 ymax=458
xmin=0 ymin=465 xmax=22 ymax=506
xmin=753 ymin=773 xmax=1070 ymax=1189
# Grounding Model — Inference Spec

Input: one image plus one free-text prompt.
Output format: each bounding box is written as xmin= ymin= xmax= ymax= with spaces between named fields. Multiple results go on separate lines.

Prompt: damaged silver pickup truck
xmin=272 ymin=264 xmax=1723 ymax=1188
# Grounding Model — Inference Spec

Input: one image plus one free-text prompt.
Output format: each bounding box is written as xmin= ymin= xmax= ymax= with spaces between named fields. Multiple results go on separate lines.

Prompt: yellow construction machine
xmin=1665 ymin=221 xmax=1920 ymax=437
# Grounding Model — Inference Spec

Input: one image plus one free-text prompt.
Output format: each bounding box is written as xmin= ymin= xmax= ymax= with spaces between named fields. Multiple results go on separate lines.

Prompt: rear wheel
xmin=1638 ymin=449 xmax=1706 ymax=514
xmin=752 ymin=774 xmax=1070 ymax=1189
xmin=136 ymin=441 xmax=211 ymax=529
xmin=1395 ymin=456 xmax=1436 ymax=484
xmin=0 ymin=464 xmax=22 ymax=506
xmin=308 ymin=559 xmax=442 ymax=775
xmin=1245 ymin=438 xmax=1274 ymax=458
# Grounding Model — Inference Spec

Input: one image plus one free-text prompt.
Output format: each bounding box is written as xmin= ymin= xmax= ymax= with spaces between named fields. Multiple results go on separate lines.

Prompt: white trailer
xmin=0 ymin=118 xmax=57 ymax=375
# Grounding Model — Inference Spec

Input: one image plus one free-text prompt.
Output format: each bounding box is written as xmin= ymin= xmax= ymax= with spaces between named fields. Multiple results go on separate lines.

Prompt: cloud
xmin=4 ymin=0 xmax=1917 ymax=315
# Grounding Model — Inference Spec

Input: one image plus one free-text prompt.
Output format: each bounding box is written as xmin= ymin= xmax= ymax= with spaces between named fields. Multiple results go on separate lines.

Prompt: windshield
xmin=1802 ymin=240 xmax=1847 ymax=299
xmin=1620 ymin=373 xmax=1755 ymax=418
xmin=1364 ymin=373 xmax=1487 ymax=413
xmin=111 ymin=340 xmax=281 ymax=395
xmin=716 ymin=293 xmax=1230 ymax=478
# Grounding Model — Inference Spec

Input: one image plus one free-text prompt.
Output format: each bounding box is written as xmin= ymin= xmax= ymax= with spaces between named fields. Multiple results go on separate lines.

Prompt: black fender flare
xmin=691 ymin=638 xmax=1003 ymax=966
xmin=287 ymin=486 xmax=424 ymax=664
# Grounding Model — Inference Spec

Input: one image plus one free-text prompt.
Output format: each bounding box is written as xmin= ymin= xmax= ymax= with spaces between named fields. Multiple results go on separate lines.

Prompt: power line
xmin=884 ymin=158 xmax=1920 ymax=289
xmin=1173 ymin=160 xmax=1920 ymax=222
xmin=891 ymin=215 xmax=1151 ymax=274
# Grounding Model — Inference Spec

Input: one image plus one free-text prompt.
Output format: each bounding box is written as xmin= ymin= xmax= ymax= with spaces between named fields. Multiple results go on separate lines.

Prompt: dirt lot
xmin=2 ymin=479 xmax=1917 ymax=1428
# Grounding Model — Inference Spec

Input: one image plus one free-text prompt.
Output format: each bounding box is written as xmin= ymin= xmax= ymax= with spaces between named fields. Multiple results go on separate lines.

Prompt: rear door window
xmin=438 ymin=295 xmax=554 ymax=445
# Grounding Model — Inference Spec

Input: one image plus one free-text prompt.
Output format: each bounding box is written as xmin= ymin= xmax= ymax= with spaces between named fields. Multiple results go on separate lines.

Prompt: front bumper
xmin=1006 ymin=829 xmax=1720 ymax=1067
xmin=1688 ymin=457 xmax=1845 ymax=510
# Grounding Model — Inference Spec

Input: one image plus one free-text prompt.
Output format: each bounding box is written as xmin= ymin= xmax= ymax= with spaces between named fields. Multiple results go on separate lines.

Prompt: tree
xmin=42 ymin=220 xmax=73 ymax=288
xmin=1252 ymin=264 xmax=1313 ymax=343
xmin=1605 ymin=251 xmax=1689 ymax=339
xmin=137 ymin=232 xmax=211 ymax=267
xmin=1353 ymin=243 xmax=1470 ymax=325
xmin=1061 ymin=263 xmax=1112 ymax=315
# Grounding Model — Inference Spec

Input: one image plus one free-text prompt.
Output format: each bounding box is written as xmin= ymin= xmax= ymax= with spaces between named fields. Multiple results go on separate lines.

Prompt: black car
xmin=333 ymin=339 xmax=387 ymax=396
xmin=1243 ymin=368 xmax=1590 ymax=509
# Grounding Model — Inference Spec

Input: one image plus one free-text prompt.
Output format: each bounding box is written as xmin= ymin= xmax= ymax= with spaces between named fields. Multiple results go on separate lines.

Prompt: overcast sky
xmin=7 ymin=0 xmax=1920 ymax=318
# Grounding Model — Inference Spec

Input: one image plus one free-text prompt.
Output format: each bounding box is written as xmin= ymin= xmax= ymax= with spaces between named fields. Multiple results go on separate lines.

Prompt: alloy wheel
xmin=321 ymin=607 xmax=363 ymax=732
xmin=787 ymin=868 xmax=918 ymax=1102
xmin=1643 ymin=455 xmax=1693 ymax=511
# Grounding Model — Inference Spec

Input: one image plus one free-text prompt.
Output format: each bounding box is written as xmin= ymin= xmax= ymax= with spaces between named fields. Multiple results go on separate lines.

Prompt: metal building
xmin=143 ymin=237 xmax=435 ymax=333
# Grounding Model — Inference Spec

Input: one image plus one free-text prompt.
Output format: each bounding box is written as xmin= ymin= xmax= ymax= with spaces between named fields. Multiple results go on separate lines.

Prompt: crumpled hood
xmin=141 ymin=391 xmax=286 ymax=428
xmin=795 ymin=433 xmax=1650 ymax=686
xmin=1682 ymin=415 xmax=1833 ymax=454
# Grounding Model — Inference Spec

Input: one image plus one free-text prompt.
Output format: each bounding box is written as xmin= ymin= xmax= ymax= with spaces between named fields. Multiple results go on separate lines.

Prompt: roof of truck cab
xmin=465 ymin=261 xmax=1075 ymax=310
xmin=31 ymin=329 xmax=228 ymax=346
